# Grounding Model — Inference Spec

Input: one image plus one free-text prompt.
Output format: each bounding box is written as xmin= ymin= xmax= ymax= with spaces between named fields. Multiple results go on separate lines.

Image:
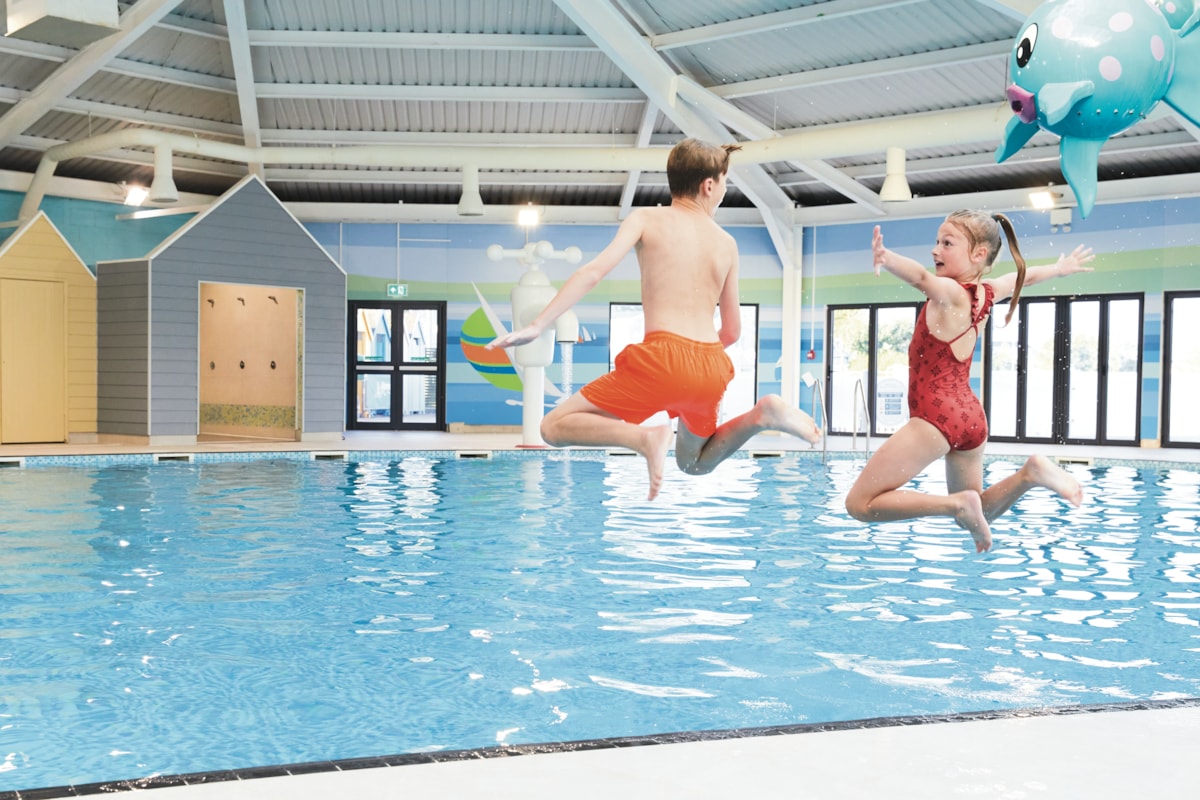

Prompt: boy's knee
xmin=540 ymin=418 xmax=564 ymax=447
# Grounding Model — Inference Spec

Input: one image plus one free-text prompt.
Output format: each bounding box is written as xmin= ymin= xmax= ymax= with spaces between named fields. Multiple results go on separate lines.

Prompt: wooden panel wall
xmin=145 ymin=179 xmax=345 ymax=438
xmin=0 ymin=214 xmax=97 ymax=439
xmin=96 ymin=260 xmax=150 ymax=436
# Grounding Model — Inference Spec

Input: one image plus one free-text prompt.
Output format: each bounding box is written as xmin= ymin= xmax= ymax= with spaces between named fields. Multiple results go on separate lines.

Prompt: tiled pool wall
xmin=0 ymin=448 xmax=1190 ymax=471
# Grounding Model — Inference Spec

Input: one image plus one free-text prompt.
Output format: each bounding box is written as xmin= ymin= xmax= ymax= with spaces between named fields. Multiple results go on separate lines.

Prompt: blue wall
xmin=803 ymin=199 xmax=1200 ymax=443
xmin=9 ymin=186 xmax=1198 ymax=442
xmin=308 ymin=220 xmax=787 ymax=428
xmin=0 ymin=192 xmax=194 ymax=272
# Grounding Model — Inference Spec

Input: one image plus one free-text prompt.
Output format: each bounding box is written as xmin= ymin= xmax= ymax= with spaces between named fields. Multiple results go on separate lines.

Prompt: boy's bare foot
xmin=756 ymin=394 xmax=822 ymax=446
xmin=951 ymin=489 xmax=992 ymax=552
xmin=638 ymin=424 xmax=673 ymax=500
xmin=1022 ymin=455 xmax=1084 ymax=507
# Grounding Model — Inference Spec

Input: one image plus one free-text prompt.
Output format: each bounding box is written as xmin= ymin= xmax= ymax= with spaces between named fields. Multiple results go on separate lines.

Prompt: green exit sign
xmin=386 ymin=283 xmax=408 ymax=298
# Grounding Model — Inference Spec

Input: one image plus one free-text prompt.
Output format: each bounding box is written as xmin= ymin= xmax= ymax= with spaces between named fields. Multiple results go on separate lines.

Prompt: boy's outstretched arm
xmin=486 ymin=212 xmax=646 ymax=350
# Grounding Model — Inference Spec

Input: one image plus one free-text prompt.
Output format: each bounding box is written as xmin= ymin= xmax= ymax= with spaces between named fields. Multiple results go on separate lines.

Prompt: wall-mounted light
xmin=1029 ymin=188 xmax=1062 ymax=210
xmin=457 ymin=165 xmax=484 ymax=216
xmin=517 ymin=204 xmax=539 ymax=227
xmin=123 ymin=183 xmax=149 ymax=206
xmin=878 ymin=146 xmax=912 ymax=202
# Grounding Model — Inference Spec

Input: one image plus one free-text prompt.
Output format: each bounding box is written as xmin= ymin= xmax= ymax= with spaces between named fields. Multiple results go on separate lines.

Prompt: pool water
xmin=1 ymin=453 xmax=1198 ymax=791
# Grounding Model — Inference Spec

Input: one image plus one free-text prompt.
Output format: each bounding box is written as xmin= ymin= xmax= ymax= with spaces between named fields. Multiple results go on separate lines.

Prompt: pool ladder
xmin=806 ymin=376 xmax=832 ymax=465
xmin=805 ymin=377 xmax=872 ymax=462
xmin=851 ymin=379 xmax=873 ymax=460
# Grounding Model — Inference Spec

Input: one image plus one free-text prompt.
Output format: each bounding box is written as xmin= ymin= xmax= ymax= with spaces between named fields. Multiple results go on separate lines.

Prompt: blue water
xmin=1 ymin=453 xmax=1199 ymax=790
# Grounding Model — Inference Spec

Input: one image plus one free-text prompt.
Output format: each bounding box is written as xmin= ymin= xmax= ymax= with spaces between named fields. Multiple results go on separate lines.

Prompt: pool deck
xmin=4 ymin=430 xmax=1198 ymax=799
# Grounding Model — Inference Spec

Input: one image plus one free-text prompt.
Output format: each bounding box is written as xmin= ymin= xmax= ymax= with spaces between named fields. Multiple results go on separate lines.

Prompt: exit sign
xmin=386 ymin=283 xmax=408 ymax=297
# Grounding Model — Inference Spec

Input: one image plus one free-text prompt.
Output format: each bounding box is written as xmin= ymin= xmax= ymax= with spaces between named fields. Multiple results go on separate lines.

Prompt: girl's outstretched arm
xmin=988 ymin=244 xmax=1095 ymax=302
xmin=872 ymin=225 xmax=964 ymax=306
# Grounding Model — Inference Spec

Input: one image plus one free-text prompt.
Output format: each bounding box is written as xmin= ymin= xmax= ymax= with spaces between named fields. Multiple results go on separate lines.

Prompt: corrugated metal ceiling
xmin=0 ymin=0 xmax=1198 ymax=232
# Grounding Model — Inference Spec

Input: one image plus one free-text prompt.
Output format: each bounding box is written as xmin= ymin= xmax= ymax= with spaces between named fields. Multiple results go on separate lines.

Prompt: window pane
xmin=719 ymin=306 xmax=758 ymax=424
xmin=874 ymin=306 xmax=913 ymax=434
xmin=829 ymin=308 xmax=870 ymax=434
xmin=989 ymin=301 xmax=1018 ymax=437
xmin=401 ymin=373 xmax=436 ymax=424
xmin=1105 ymin=299 xmax=1140 ymax=442
xmin=356 ymin=309 xmax=392 ymax=362
xmin=356 ymin=374 xmax=390 ymax=422
xmin=402 ymin=308 xmax=439 ymax=363
xmin=1067 ymin=300 xmax=1099 ymax=440
xmin=1168 ymin=296 xmax=1200 ymax=443
xmin=1024 ymin=302 xmax=1056 ymax=439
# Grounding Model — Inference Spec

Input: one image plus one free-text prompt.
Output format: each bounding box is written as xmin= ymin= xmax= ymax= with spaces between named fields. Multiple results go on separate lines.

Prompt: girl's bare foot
xmin=638 ymin=424 xmax=673 ymax=500
xmin=1023 ymin=455 xmax=1084 ymax=507
xmin=951 ymin=489 xmax=992 ymax=552
xmin=756 ymin=395 xmax=822 ymax=445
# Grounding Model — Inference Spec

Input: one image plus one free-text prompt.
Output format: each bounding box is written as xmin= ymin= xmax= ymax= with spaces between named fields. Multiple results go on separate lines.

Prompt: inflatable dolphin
xmin=996 ymin=0 xmax=1200 ymax=217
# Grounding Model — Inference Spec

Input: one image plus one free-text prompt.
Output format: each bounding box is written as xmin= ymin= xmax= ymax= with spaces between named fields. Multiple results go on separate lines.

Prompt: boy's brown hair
xmin=666 ymin=138 xmax=742 ymax=198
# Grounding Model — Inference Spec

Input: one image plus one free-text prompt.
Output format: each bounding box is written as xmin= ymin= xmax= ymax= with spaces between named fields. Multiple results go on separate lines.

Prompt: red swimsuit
xmin=907 ymin=282 xmax=994 ymax=451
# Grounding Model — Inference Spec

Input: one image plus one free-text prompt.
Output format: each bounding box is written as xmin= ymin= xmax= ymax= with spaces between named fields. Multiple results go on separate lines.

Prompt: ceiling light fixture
xmin=878 ymin=146 xmax=912 ymax=202
xmin=148 ymin=145 xmax=178 ymax=204
xmin=457 ymin=165 xmax=484 ymax=216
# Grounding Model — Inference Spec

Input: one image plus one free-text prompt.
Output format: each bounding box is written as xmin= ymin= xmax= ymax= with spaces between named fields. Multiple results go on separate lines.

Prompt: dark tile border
xmin=5 ymin=697 xmax=1199 ymax=798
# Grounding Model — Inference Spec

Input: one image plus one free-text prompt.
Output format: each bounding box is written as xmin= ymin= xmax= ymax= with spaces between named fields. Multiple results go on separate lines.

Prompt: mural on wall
xmin=997 ymin=0 xmax=1200 ymax=217
xmin=459 ymin=304 xmax=522 ymax=391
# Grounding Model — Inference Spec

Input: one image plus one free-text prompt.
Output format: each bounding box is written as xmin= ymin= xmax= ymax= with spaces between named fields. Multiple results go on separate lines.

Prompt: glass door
xmin=348 ymin=301 xmax=446 ymax=430
xmin=1162 ymin=292 xmax=1200 ymax=446
xmin=825 ymin=303 xmax=918 ymax=436
xmin=986 ymin=294 xmax=1141 ymax=445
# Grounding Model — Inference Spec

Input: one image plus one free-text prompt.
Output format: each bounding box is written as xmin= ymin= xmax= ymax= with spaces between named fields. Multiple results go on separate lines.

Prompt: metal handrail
xmin=808 ymin=377 xmax=829 ymax=464
xmin=852 ymin=379 xmax=873 ymax=459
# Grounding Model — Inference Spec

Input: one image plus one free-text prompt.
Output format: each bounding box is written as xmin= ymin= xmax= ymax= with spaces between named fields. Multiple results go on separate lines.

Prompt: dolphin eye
xmin=1015 ymin=23 xmax=1038 ymax=68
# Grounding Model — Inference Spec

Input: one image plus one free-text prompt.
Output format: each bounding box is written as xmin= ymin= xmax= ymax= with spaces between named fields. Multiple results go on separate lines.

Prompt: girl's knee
xmin=844 ymin=491 xmax=871 ymax=522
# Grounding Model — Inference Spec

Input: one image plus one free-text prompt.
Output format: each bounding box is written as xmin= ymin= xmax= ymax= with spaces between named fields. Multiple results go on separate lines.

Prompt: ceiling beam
xmin=552 ymin=0 xmax=799 ymax=268
xmin=672 ymin=74 xmax=884 ymax=214
xmin=0 ymin=38 xmax=236 ymax=93
xmin=251 ymin=84 xmax=645 ymax=103
xmin=219 ymin=0 xmax=263 ymax=177
xmin=246 ymin=31 xmax=596 ymax=50
xmin=649 ymin=0 xmax=924 ymax=50
xmin=713 ymin=40 xmax=1011 ymax=99
xmin=0 ymin=87 xmax=244 ymax=138
xmin=0 ymin=0 xmax=187 ymax=148
xmin=973 ymin=0 xmax=1040 ymax=21
xmin=619 ymin=102 xmax=661 ymax=219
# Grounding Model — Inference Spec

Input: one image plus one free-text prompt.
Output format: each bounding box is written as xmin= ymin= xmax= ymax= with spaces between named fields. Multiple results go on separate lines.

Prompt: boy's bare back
xmin=632 ymin=204 xmax=739 ymax=343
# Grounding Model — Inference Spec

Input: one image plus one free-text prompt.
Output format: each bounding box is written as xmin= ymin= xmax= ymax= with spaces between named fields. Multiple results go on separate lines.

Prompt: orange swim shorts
xmin=580 ymin=330 xmax=735 ymax=437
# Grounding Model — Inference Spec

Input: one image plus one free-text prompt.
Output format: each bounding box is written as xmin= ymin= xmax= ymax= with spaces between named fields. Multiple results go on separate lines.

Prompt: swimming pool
xmin=1 ymin=451 xmax=1198 ymax=793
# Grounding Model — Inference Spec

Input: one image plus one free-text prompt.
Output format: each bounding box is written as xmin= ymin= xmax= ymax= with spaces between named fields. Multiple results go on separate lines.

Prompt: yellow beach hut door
xmin=0 ymin=278 xmax=66 ymax=443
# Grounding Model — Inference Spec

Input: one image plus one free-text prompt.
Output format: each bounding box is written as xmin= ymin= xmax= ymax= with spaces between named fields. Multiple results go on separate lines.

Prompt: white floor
xmin=6 ymin=429 xmax=1198 ymax=799
xmin=144 ymin=704 xmax=1200 ymax=800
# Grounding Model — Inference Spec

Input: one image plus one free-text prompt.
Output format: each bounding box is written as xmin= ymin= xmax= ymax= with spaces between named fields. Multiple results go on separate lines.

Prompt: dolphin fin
xmin=1038 ymin=80 xmax=1095 ymax=126
xmin=996 ymin=115 xmax=1039 ymax=163
xmin=1163 ymin=34 xmax=1200 ymax=127
xmin=1180 ymin=7 xmax=1200 ymax=37
xmin=1059 ymin=137 xmax=1105 ymax=219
